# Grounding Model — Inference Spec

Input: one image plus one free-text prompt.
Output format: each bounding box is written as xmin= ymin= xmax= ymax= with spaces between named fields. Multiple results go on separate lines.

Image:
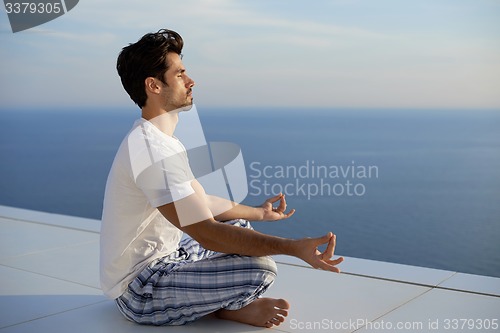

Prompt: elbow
xmin=197 ymin=237 xmax=220 ymax=252
xmin=190 ymin=233 xmax=223 ymax=253
xmin=181 ymin=219 xmax=222 ymax=252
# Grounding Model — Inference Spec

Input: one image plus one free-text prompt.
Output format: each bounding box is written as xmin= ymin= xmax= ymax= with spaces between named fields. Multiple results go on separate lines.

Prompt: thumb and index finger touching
xmin=266 ymin=193 xmax=296 ymax=218
xmin=265 ymin=195 xmax=343 ymax=269
xmin=313 ymin=232 xmax=344 ymax=270
xmin=266 ymin=193 xmax=284 ymax=204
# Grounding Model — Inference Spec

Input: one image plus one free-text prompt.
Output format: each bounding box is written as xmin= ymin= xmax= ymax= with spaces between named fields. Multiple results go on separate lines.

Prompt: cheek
xmin=171 ymin=81 xmax=184 ymax=92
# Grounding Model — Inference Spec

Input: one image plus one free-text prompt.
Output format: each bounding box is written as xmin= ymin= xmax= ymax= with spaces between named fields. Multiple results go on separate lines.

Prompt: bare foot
xmin=215 ymin=298 xmax=290 ymax=328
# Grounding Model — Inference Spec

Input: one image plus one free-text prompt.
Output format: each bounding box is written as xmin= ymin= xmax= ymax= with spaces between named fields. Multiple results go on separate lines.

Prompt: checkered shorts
xmin=115 ymin=219 xmax=277 ymax=326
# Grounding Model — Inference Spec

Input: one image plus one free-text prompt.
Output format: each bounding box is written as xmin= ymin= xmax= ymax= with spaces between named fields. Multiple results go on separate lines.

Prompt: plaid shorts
xmin=115 ymin=219 xmax=277 ymax=326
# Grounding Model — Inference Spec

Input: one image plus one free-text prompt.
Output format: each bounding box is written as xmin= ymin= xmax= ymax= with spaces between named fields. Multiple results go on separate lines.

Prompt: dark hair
xmin=116 ymin=29 xmax=184 ymax=108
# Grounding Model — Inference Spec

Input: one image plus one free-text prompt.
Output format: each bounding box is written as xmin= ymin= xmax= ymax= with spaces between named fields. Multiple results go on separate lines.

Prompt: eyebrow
xmin=173 ymin=68 xmax=186 ymax=75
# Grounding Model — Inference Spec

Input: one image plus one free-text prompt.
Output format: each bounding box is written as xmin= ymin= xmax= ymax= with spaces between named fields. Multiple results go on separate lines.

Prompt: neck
xmin=141 ymin=106 xmax=180 ymax=137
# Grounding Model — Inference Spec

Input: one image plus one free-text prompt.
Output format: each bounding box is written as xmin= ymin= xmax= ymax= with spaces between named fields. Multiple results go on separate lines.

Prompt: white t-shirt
xmin=100 ymin=118 xmax=195 ymax=299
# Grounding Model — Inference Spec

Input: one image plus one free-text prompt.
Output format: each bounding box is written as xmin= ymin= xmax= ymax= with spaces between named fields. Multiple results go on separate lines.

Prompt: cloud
xmin=1 ymin=0 xmax=499 ymax=109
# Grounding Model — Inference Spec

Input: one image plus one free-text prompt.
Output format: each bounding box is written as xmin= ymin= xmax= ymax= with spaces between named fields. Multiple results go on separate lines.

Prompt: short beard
xmin=180 ymin=99 xmax=194 ymax=111
xmin=161 ymin=91 xmax=193 ymax=112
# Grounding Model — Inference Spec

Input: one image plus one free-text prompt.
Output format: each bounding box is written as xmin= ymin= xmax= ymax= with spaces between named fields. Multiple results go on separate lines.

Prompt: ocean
xmin=1 ymin=107 xmax=499 ymax=278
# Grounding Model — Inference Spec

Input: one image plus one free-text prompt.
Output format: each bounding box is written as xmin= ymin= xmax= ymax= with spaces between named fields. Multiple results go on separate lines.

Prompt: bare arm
xmin=157 ymin=187 xmax=343 ymax=272
xmin=191 ymin=179 xmax=295 ymax=222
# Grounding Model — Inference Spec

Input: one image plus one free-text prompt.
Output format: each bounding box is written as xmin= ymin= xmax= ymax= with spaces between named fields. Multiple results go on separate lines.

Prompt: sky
xmin=0 ymin=0 xmax=499 ymax=110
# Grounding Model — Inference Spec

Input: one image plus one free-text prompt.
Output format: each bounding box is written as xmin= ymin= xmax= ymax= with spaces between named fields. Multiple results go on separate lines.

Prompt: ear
xmin=144 ymin=77 xmax=161 ymax=95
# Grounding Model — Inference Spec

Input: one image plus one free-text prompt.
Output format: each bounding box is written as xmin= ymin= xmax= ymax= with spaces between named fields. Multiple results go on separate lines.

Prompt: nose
xmin=186 ymin=75 xmax=195 ymax=88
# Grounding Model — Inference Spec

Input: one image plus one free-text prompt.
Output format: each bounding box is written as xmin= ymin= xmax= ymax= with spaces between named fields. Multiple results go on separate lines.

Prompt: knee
xmin=246 ymin=255 xmax=278 ymax=284
xmin=234 ymin=256 xmax=277 ymax=304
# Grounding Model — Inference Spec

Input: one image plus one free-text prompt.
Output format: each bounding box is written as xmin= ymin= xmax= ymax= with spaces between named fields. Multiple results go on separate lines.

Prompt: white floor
xmin=0 ymin=205 xmax=498 ymax=332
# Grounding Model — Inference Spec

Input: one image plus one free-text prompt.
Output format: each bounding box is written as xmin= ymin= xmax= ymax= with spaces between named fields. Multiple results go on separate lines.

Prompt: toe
xmin=276 ymin=298 xmax=290 ymax=310
xmin=277 ymin=308 xmax=288 ymax=317
xmin=270 ymin=318 xmax=282 ymax=326
xmin=275 ymin=315 xmax=285 ymax=323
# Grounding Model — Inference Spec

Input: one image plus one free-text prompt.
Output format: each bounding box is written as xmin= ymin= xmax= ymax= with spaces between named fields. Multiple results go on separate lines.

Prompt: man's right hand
xmin=293 ymin=233 xmax=344 ymax=272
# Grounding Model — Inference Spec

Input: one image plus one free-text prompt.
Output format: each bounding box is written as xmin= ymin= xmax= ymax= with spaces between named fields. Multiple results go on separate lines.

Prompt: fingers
xmin=313 ymin=232 xmax=332 ymax=247
xmin=284 ymin=208 xmax=296 ymax=219
xmin=266 ymin=193 xmax=283 ymax=204
xmin=307 ymin=232 xmax=343 ymax=273
xmin=315 ymin=255 xmax=344 ymax=272
xmin=315 ymin=259 xmax=341 ymax=273
xmin=265 ymin=193 xmax=296 ymax=220
xmin=269 ymin=193 xmax=286 ymax=214
xmin=277 ymin=194 xmax=287 ymax=212
xmin=328 ymin=256 xmax=344 ymax=266
xmin=322 ymin=233 xmax=336 ymax=260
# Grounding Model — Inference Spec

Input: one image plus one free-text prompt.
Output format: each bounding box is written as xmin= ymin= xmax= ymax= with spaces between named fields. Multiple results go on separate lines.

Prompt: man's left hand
xmin=259 ymin=193 xmax=295 ymax=221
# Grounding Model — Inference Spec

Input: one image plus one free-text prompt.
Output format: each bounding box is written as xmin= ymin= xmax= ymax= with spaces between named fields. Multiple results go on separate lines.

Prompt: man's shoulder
xmin=107 ymin=120 xmax=143 ymax=172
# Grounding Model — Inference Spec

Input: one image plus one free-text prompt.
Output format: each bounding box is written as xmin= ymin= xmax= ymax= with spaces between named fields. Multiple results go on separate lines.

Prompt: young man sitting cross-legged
xmin=100 ymin=28 xmax=343 ymax=328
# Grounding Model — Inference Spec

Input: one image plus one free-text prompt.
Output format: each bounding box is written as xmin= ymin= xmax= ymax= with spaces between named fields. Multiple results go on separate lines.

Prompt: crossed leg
xmin=116 ymin=220 xmax=290 ymax=327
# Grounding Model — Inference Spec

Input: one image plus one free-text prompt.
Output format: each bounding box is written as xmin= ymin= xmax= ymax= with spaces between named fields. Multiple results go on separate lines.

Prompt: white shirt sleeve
xmin=136 ymin=153 xmax=195 ymax=207
xmin=129 ymin=122 xmax=195 ymax=208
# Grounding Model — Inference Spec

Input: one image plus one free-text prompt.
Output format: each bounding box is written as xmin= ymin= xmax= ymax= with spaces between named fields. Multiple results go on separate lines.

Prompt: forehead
xmin=166 ymin=52 xmax=183 ymax=71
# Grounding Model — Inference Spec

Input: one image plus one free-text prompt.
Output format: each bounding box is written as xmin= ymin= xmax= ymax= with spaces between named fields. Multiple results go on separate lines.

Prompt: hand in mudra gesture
xmin=259 ymin=193 xmax=296 ymax=221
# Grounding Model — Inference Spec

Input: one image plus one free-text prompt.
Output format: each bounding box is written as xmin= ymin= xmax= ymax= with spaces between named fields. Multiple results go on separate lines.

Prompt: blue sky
xmin=0 ymin=0 xmax=499 ymax=110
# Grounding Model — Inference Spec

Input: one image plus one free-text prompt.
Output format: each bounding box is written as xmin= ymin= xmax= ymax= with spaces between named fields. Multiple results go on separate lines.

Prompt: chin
xmin=180 ymin=103 xmax=194 ymax=112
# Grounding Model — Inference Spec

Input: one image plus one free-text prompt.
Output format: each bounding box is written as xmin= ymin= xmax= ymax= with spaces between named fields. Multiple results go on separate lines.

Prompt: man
xmin=100 ymin=29 xmax=343 ymax=328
